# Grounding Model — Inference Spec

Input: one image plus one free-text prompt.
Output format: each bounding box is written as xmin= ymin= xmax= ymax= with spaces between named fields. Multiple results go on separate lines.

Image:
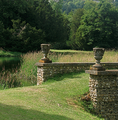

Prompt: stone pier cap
xmin=35 ymin=62 xmax=94 ymax=66
xmin=35 ymin=62 xmax=118 ymax=67
xmin=85 ymin=69 xmax=118 ymax=75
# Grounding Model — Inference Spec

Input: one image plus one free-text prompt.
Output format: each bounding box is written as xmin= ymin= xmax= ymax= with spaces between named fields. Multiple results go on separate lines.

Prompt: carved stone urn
xmin=39 ymin=44 xmax=52 ymax=63
xmin=91 ymin=48 xmax=105 ymax=71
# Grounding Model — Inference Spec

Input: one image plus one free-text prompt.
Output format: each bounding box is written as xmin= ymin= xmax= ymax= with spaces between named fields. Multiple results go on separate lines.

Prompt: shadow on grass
xmin=44 ymin=71 xmax=84 ymax=84
xmin=0 ymin=103 xmax=73 ymax=120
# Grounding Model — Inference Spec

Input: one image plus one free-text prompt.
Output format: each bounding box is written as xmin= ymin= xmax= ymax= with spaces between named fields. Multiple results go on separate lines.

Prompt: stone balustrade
xmin=35 ymin=62 xmax=118 ymax=85
xmin=85 ymin=69 xmax=118 ymax=119
xmin=35 ymin=45 xmax=118 ymax=119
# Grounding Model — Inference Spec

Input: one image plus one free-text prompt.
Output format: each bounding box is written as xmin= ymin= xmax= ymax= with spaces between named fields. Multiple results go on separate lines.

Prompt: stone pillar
xmin=35 ymin=63 xmax=51 ymax=85
xmin=85 ymin=70 xmax=118 ymax=119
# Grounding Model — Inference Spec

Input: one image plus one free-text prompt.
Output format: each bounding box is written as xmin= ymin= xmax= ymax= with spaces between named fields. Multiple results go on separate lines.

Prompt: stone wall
xmin=85 ymin=70 xmax=118 ymax=119
xmin=35 ymin=61 xmax=118 ymax=119
xmin=35 ymin=62 xmax=118 ymax=85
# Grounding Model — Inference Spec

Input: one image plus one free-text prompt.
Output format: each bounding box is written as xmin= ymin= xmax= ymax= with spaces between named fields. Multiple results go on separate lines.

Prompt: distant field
xmin=50 ymin=49 xmax=118 ymax=62
xmin=1 ymin=49 xmax=118 ymax=63
xmin=50 ymin=49 xmax=93 ymax=53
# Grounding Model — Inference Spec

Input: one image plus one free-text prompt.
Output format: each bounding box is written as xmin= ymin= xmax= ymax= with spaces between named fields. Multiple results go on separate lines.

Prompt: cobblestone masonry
xmin=35 ymin=62 xmax=118 ymax=85
xmin=85 ymin=70 xmax=118 ymax=120
xmin=35 ymin=62 xmax=118 ymax=119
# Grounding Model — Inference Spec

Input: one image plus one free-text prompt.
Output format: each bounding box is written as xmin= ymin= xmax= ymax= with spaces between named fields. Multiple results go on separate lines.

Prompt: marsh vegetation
xmin=0 ymin=49 xmax=118 ymax=89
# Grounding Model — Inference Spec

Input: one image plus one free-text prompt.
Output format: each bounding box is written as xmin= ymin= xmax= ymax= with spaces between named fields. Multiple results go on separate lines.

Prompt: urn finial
xmin=91 ymin=48 xmax=105 ymax=71
xmin=39 ymin=44 xmax=52 ymax=63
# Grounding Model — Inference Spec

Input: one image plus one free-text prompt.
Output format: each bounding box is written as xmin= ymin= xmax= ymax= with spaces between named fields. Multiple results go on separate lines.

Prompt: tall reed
xmin=1 ymin=50 xmax=118 ymax=89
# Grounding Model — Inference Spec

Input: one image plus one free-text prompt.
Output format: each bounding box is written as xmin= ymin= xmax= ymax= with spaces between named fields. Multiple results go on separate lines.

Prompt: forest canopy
xmin=67 ymin=0 xmax=118 ymax=50
xmin=0 ymin=0 xmax=70 ymax=52
xmin=1 ymin=0 xmax=118 ymax=52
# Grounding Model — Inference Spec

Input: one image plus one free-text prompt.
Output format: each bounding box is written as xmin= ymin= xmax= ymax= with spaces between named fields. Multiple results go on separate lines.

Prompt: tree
xmin=67 ymin=8 xmax=84 ymax=49
xmin=36 ymin=0 xmax=70 ymax=47
xmin=20 ymin=23 xmax=45 ymax=52
xmin=50 ymin=0 xmax=63 ymax=15
xmin=75 ymin=0 xmax=118 ymax=50
xmin=8 ymin=19 xmax=45 ymax=52
xmin=0 ymin=21 xmax=5 ymax=48
xmin=62 ymin=0 xmax=85 ymax=14
xmin=0 ymin=0 xmax=31 ymax=28
xmin=0 ymin=0 xmax=70 ymax=52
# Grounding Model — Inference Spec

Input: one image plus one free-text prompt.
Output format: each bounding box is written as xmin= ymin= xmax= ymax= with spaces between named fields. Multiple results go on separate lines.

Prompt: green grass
xmin=50 ymin=49 xmax=93 ymax=53
xmin=1 ymin=49 xmax=118 ymax=89
xmin=0 ymin=57 xmax=20 ymax=63
xmin=0 ymin=49 xmax=109 ymax=119
xmin=0 ymin=72 xmax=104 ymax=120
xmin=1 ymin=49 xmax=118 ymax=119
xmin=0 ymin=50 xmax=22 ymax=57
xmin=50 ymin=49 xmax=118 ymax=62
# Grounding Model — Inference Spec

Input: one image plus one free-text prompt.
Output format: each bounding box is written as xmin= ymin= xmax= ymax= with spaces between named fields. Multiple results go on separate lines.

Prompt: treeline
xmin=50 ymin=0 xmax=118 ymax=14
xmin=0 ymin=0 xmax=70 ymax=52
xmin=62 ymin=0 xmax=85 ymax=14
xmin=1 ymin=0 xmax=118 ymax=52
xmin=67 ymin=0 xmax=118 ymax=50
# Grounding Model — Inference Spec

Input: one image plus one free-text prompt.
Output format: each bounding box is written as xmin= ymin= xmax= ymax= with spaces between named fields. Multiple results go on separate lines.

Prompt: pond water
xmin=0 ymin=57 xmax=22 ymax=73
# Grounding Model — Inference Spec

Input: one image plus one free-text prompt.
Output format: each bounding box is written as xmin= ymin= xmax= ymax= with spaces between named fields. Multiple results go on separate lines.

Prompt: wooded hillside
xmin=1 ymin=0 xmax=118 ymax=52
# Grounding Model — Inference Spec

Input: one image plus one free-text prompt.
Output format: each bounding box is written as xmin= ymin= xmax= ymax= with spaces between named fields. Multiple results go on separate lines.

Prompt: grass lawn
xmin=0 ymin=72 xmax=104 ymax=120
xmin=50 ymin=49 xmax=92 ymax=53
xmin=0 ymin=50 xmax=22 ymax=57
xmin=1 ymin=49 xmax=116 ymax=119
